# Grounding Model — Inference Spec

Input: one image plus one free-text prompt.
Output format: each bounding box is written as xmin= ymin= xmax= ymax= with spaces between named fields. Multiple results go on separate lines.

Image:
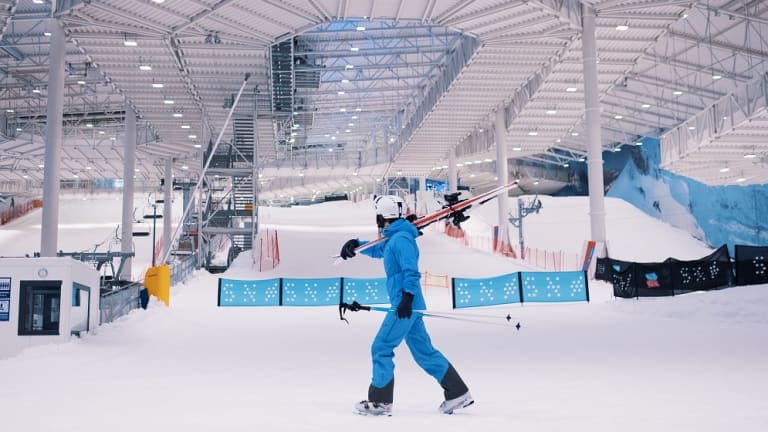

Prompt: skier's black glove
xmin=340 ymin=239 xmax=360 ymax=260
xmin=349 ymin=301 xmax=362 ymax=312
xmin=396 ymin=292 xmax=414 ymax=319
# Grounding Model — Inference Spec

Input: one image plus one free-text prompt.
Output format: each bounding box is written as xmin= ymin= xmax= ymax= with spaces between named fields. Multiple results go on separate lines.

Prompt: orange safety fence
xmin=0 ymin=200 xmax=39 ymax=225
xmin=421 ymin=271 xmax=450 ymax=290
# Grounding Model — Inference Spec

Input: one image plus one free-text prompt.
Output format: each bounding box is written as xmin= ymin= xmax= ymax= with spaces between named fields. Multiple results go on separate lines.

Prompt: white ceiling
xmin=0 ymin=0 xmax=766 ymax=197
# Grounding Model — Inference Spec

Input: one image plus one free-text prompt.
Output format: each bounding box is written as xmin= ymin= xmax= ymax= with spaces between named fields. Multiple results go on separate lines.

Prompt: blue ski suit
xmin=359 ymin=218 xmax=467 ymax=403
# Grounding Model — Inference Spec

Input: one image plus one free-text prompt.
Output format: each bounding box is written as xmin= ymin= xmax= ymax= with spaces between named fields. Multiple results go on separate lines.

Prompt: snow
xmin=1 ymin=192 xmax=767 ymax=431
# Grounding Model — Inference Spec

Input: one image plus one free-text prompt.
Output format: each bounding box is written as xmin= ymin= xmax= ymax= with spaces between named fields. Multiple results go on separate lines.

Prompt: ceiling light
xmin=152 ymin=83 xmax=164 ymax=88
xmin=712 ymin=74 xmax=722 ymax=80
xmin=339 ymin=108 xmax=346 ymax=112
xmin=355 ymin=107 xmax=362 ymax=111
xmin=641 ymin=104 xmax=651 ymax=108
xmin=180 ymin=124 xmax=190 ymax=129
xmin=566 ymin=87 xmax=577 ymax=92
xmin=356 ymin=26 xmax=366 ymax=31
xmin=5 ymin=109 xmax=13 ymax=113
xmin=98 ymin=130 xmax=105 ymax=134
xmin=33 ymin=0 xmax=44 ymax=4
xmin=43 ymin=32 xmax=51 ymax=37
xmin=331 ymin=136 xmax=336 ymax=140
xmin=15 ymin=127 xmax=22 ymax=132
xmin=77 ymin=80 xmax=86 ymax=85
xmin=348 ymin=123 xmax=354 ymax=126
xmin=546 ymin=110 xmax=557 ymax=115
xmin=636 ymin=141 xmax=643 ymax=146
xmin=163 ymin=99 xmax=174 ymax=104
xmin=744 ymin=153 xmax=757 ymax=159
xmin=527 ymin=131 xmax=538 ymax=136
xmin=464 ymin=161 xmax=472 ymax=165
xmin=673 ymin=90 xmax=683 ymax=95
xmin=194 ymin=144 xmax=201 ymax=148
xmin=345 ymin=64 xmax=354 ymax=70
xmin=571 ymin=132 xmax=579 ymax=136
xmin=615 ymin=24 xmax=629 ymax=31
xmin=123 ymin=36 xmax=138 ymax=47
xmin=85 ymin=166 xmax=92 ymax=170
xmin=139 ymin=64 xmax=152 ymax=71
xmin=719 ymin=167 xmax=730 ymax=173
xmin=345 ymin=129 xmax=351 ymax=133
xmin=32 ymin=88 xmax=41 ymax=93
xmin=341 ymin=79 xmax=349 ymax=83
xmin=86 ymin=123 xmax=93 ymax=128
xmin=135 ymin=168 xmax=140 ymax=172
xmin=614 ymin=115 xmax=623 ymax=119
xmin=512 ymin=147 xmax=522 ymax=151
xmin=151 ymin=0 xmax=165 ymax=3
xmin=337 ymin=91 xmax=345 ymax=95
xmin=737 ymin=177 xmax=746 ymax=183
xmin=351 ymin=115 xmax=358 ymax=119
xmin=188 ymin=134 xmax=197 ymax=139
xmin=562 ymin=163 xmax=569 ymax=167
xmin=350 ymin=47 xmax=359 ymax=52
xmin=181 ymin=165 xmax=189 ymax=170
xmin=173 ymin=113 xmax=183 ymax=118
xmin=687 ymin=126 xmax=696 ymax=130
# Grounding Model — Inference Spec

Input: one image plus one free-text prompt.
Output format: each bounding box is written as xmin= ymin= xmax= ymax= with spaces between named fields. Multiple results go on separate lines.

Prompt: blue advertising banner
xmin=0 ymin=277 xmax=10 ymax=321
xmin=342 ymin=277 xmax=389 ymax=305
xmin=520 ymin=271 xmax=589 ymax=302
xmin=218 ymin=278 xmax=280 ymax=306
xmin=282 ymin=278 xmax=341 ymax=306
xmin=453 ymin=273 xmax=520 ymax=309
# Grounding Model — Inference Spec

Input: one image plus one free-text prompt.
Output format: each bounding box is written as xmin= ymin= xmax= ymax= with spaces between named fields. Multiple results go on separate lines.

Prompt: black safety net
xmin=734 ymin=245 xmax=768 ymax=286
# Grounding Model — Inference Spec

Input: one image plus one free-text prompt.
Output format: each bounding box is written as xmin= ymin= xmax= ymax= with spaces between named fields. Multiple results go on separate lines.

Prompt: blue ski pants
xmin=370 ymin=312 xmax=450 ymax=389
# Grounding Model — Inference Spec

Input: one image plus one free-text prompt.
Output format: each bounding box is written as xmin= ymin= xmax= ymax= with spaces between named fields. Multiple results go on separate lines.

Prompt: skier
xmin=339 ymin=194 xmax=474 ymax=416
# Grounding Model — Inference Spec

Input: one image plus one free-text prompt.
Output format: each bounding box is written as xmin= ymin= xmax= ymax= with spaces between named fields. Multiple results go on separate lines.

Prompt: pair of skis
xmin=333 ymin=181 xmax=519 ymax=263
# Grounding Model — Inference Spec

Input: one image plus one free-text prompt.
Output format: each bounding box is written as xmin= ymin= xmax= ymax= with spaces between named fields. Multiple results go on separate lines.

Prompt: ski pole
xmin=339 ymin=302 xmax=520 ymax=329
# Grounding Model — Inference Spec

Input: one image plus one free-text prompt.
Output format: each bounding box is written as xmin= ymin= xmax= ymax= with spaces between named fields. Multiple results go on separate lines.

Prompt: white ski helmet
xmin=374 ymin=195 xmax=405 ymax=222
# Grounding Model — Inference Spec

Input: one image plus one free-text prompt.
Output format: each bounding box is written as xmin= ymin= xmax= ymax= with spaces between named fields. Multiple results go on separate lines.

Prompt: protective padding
xmin=144 ymin=264 xmax=171 ymax=306
xmin=282 ymin=277 xmax=341 ymax=306
xmin=218 ymin=278 xmax=280 ymax=306
xmin=342 ymin=277 xmax=389 ymax=305
xmin=453 ymin=272 xmax=520 ymax=308
xmin=520 ymin=271 xmax=589 ymax=302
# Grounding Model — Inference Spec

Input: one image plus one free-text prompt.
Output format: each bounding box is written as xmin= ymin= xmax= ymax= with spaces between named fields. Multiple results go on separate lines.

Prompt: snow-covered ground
xmin=0 ymin=192 xmax=766 ymax=432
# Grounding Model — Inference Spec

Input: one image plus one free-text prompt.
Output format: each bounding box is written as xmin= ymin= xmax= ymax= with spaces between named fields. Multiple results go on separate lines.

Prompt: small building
xmin=0 ymin=257 xmax=100 ymax=359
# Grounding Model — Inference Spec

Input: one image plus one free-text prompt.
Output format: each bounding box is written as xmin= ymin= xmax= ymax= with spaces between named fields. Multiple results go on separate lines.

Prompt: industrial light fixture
xmin=719 ymin=166 xmax=730 ymax=173
xmin=356 ymin=26 xmax=366 ymax=31
xmin=527 ymin=131 xmax=538 ymax=136
xmin=615 ymin=24 xmax=629 ymax=31
xmin=188 ymin=134 xmax=197 ymax=139
xmin=641 ymin=103 xmax=651 ymax=108
xmin=180 ymin=124 xmax=190 ymax=129
xmin=712 ymin=74 xmax=722 ymax=80
xmin=123 ymin=34 xmax=138 ymax=47
xmin=744 ymin=152 xmax=757 ymax=159
xmin=546 ymin=109 xmax=557 ymax=115
xmin=77 ymin=80 xmax=86 ymax=85
xmin=614 ymin=115 xmax=623 ymax=119
xmin=566 ymin=87 xmax=577 ymax=92
xmin=173 ymin=112 xmax=183 ymax=118
xmin=341 ymin=79 xmax=350 ymax=83
xmin=350 ymin=47 xmax=359 ymax=52
xmin=673 ymin=90 xmax=683 ymax=95
xmin=152 ymin=82 xmax=164 ymax=88
xmin=43 ymin=31 xmax=51 ymax=37
xmin=139 ymin=64 xmax=152 ymax=71
xmin=345 ymin=64 xmax=354 ymax=70
xmin=163 ymin=98 xmax=174 ymax=104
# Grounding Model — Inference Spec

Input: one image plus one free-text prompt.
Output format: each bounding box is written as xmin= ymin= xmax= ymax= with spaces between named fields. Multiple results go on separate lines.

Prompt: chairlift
xmin=131 ymin=208 xmax=151 ymax=237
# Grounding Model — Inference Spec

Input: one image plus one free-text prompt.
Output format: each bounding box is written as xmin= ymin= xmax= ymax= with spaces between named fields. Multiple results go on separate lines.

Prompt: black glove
xmin=340 ymin=239 xmax=360 ymax=260
xmin=349 ymin=301 xmax=362 ymax=311
xmin=396 ymin=292 xmax=414 ymax=319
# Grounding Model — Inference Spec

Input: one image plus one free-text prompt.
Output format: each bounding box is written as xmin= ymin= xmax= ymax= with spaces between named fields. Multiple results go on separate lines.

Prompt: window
xmin=18 ymin=281 xmax=62 ymax=336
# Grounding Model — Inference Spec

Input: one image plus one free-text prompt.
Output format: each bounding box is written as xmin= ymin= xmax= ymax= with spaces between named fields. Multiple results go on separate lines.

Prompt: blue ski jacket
xmin=359 ymin=218 xmax=427 ymax=310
